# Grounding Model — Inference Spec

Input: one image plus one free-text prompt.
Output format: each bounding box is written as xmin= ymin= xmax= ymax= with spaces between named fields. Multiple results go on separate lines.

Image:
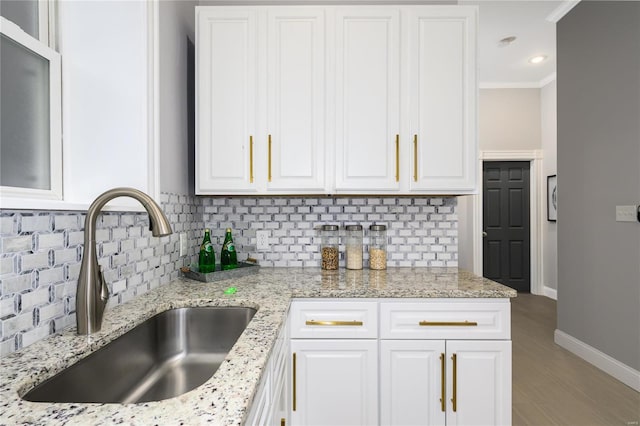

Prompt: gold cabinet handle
xmin=419 ymin=321 xmax=478 ymax=327
xmin=268 ymin=134 xmax=272 ymax=182
xmin=305 ymin=320 xmax=363 ymax=326
xmin=451 ymin=353 xmax=457 ymax=412
xmin=249 ymin=135 xmax=254 ymax=183
xmin=281 ymin=419 xmax=285 ymax=426
xmin=440 ymin=353 xmax=446 ymax=412
xmin=413 ymin=134 xmax=418 ymax=182
xmin=395 ymin=134 xmax=400 ymax=182
xmin=292 ymin=352 xmax=297 ymax=411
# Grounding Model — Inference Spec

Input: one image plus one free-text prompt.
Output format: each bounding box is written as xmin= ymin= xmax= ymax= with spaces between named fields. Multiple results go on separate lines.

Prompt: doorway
xmin=482 ymin=161 xmax=531 ymax=292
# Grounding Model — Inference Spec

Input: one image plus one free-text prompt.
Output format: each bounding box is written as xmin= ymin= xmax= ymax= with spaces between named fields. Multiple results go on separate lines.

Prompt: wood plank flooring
xmin=512 ymin=293 xmax=639 ymax=426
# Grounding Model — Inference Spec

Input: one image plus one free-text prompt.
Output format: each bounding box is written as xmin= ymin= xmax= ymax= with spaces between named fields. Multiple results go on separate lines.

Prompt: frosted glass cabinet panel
xmin=0 ymin=17 xmax=61 ymax=200
xmin=0 ymin=34 xmax=50 ymax=190
xmin=0 ymin=0 xmax=39 ymax=39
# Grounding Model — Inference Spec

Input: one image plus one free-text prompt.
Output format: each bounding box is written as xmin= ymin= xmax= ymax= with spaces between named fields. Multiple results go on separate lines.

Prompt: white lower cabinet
xmin=380 ymin=339 xmax=511 ymax=426
xmin=444 ymin=340 xmax=511 ymax=426
xmin=249 ymin=299 xmax=511 ymax=426
xmin=246 ymin=313 xmax=290 ymax=426
xmin=379 ymin=300 xmax=512 ymax=426
xmin=289 ymin=300 xmax=379 ymax=426
xmin=290 ymin=340 xmax=378 ymax=426
xmin=380 ymin=340 xmax=446 ymax=426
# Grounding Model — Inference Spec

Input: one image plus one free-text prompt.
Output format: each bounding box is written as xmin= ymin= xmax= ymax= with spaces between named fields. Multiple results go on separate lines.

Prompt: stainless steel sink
xmin=22 ymin=306 xmax=256 ymax=404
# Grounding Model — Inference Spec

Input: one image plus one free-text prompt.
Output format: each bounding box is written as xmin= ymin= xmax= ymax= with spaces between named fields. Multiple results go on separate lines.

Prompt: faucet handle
xmin=98 ymin=266 xmax=109 ymax=303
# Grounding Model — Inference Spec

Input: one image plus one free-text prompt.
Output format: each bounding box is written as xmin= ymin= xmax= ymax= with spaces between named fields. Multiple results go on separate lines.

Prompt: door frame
xmin=471 ymin=150 xmax=544 ymax=295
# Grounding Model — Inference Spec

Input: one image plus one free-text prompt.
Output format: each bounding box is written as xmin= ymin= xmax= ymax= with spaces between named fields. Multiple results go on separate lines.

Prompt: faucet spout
xmin=76 ymin=188 xmax=172 ymax=335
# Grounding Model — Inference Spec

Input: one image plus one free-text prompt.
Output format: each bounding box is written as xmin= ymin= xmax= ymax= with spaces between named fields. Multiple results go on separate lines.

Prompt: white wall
xmin=479 ymin=89 xmax=541 ymax=151
xmin=541 ymin=79 xmax=557 ymax=293
xmin=159 ymin=0 xmax=197 ymax=195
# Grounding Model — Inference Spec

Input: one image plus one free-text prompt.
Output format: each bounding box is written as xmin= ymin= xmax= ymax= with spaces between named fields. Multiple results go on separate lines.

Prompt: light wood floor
xmin=512 ymin=294 xmax=639 ymax=426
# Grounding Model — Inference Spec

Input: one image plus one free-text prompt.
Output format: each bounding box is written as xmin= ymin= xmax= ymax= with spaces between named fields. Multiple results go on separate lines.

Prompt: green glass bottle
xmin=198 ymin=229 xmax=215 ymax=273
xmin=220 ymin=228 xmax=238 ymax=270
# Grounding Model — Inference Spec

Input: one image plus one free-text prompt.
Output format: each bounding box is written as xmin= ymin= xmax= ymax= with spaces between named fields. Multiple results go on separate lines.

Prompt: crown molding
xmin=539 ymin=72 xmax=557 ymax=88
xmin=480 ymin=72 xmax=556 ymax=90
xmin=546 ymin=0 xmax=581 ymax=23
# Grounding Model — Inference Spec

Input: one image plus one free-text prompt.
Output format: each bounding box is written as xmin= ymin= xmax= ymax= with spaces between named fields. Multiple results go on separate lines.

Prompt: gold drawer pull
xmin=395 ymin=134 xmax=400 ymax=182
xmin=306 ymin=320 xmax=363 ymax=326
xmin=451 ymin=353 xmax=458 ymax=412
xmin=268 ymin=134 xmax=272 ymax=182
xmin=439 ymin=353 xmax=446 ymax=412
xmin=292 ymin=352 xmax=297 ymax=411
xmin=249 ymin=135 xmax=254 ymax=183
xmin=413 ymin=134 xmax=418 ymax=182
xmin=419 ymin=321 xmax=478 ymax=327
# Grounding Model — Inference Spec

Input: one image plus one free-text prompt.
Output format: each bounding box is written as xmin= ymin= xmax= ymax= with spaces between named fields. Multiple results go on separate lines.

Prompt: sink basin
xmin=22 ymin=306 xmax=256 ymax=404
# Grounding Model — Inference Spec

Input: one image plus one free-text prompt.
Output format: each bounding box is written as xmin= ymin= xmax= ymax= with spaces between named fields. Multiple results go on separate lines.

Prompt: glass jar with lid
xmin=320 ymin=224 xmax=339 ymax=270
xmin=368 ymin=224 xmax=387 ymax=270
xmin=345 ymin=224 xmax=363 ymax=270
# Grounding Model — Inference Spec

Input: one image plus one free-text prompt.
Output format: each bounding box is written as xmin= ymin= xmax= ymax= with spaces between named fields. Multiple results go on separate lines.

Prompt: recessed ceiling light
xmin=498 ymin=36 xmax=517 ymax=47
xmin=529 ymin=55 xmax=548 ymax=64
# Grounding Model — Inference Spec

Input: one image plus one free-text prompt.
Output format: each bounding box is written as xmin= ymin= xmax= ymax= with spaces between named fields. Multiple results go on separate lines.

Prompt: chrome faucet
xmin=76 ymin=187 xmax=173 ymax=335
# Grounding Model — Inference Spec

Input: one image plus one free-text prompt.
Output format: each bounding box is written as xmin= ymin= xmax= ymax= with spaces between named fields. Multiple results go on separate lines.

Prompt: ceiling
xmin=460 ymin=0 xmax=570 ymax=88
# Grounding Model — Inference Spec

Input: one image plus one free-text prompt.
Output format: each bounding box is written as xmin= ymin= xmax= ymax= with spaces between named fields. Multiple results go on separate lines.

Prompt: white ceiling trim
xmin=539 ymin=72 xmax=557 ymax=88
xmin=480 ymin=81 xmax=544 ymax=89
xmin=480 ymin=72 xmax=556 ymax=90
xmin=545 ymin=0 xmax=581 ymax=23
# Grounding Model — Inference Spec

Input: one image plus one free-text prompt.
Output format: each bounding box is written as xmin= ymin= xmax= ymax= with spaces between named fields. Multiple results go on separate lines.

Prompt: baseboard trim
xmin=554 ymin=329 xmax=640 ymax=392
xmin=543 ymin=286 xmax=557 ymax=300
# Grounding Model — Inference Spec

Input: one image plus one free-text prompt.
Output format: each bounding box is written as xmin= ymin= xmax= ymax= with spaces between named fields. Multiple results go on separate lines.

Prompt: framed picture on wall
xmin=547 ymin=175 xmax=557 ymax=221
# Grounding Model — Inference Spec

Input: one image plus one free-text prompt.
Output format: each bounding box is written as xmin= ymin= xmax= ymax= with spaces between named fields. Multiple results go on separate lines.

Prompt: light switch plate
xmin=179 ymin=232 xmax=188 ymax=256
xmin=615 ymin=205 xmax=637 ymax=222
xmin=256 ymin=230 xmax=269 ymax=251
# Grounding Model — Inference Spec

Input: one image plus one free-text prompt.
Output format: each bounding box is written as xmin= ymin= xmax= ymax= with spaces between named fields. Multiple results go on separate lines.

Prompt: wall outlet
xmin=615 ymin=205 xmax=637 ymax=222
xmin=256 ymin=230 xmax=269 ymax=251
xmin=179 ymin=232 xmax=188 ymax=256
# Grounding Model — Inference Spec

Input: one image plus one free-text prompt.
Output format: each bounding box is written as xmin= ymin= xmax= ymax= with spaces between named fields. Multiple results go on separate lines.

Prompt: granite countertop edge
xmin=0 ymin=267 xmax=516 ymax=426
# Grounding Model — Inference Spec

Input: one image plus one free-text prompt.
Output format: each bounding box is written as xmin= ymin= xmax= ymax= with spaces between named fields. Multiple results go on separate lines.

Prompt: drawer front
xmin=290 ymin=300 xmax=378 ymax=339
xmin=380 ymin=300 xmax=510 ymax=340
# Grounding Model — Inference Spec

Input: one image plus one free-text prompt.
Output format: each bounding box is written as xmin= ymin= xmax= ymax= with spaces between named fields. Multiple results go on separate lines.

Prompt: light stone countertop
xmin=0 ymin=268 xmax=516 ymax=426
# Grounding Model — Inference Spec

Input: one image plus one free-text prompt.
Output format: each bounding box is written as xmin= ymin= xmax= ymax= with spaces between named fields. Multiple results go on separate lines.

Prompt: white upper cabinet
xmin=407 ymin=7 xmax=477 ymax=192
xmin=196 ymin=5 xmax=477 ymax=195
xmin=197 ymin=8 xmax=257 ymax=193
xmin=197 ymin=7 xmax=327 ymax=194
xmin=266 ymin=8 xmax=326 ymax=192
xmin=335 ymin=8 xmax=401 ymax=192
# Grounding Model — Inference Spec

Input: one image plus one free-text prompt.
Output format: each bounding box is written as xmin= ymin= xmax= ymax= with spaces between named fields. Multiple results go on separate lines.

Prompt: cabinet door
xmin=266 ymin=8 xmax=326 ymax=192
xmin=446 ymin=340 xmax=512 ymax=426
xmin=380 ymin=340 xmax=446 ymax=426
xmin=335 ymin=7 xmax=401 ymax=191
xmin=290 ymin=339 xmax=378 ymax=426
xmin=197 ymin=8 xmax=257 ymax=193
xmin=407 ymin=7 xmax=477 ymax=192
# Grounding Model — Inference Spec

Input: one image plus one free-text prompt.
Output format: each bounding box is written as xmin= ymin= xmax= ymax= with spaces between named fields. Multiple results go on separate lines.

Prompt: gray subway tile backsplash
xmin=0 ymin=194 xmax=456 ymax=357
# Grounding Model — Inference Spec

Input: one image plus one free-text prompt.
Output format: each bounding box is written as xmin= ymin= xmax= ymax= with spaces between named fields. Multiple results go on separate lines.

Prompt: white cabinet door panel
xmin=335 ymin=8 xmax=400 ymax=191
xmin=197 ymin=9 xmax=257 ymax=193
xmin=380 ymin=340 xmax=446 ymax=426
xmin=266 ymin=8 xmax=326 ymax=192
xmin=408 ymin=7 xmax=477 ymax=191
xmin=291 ymin=339 xmax=378 ymax=426
xmin=446 ymin=340 xmax=512 ymax=426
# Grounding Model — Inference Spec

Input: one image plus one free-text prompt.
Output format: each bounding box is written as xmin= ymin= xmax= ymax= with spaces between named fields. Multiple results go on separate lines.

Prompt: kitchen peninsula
xmin=0 ymin=268 xmax=516 ymax=425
